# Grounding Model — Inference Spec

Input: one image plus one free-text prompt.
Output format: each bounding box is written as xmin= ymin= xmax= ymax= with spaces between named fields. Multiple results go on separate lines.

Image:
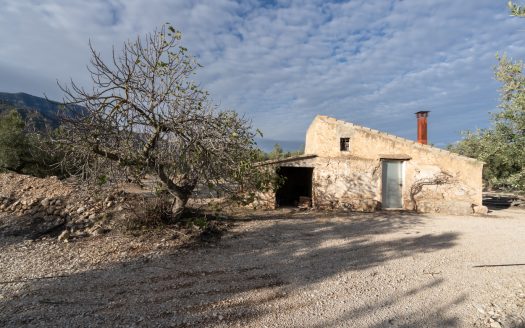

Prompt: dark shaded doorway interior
xmin=276 ymin=167 xmax=313 ymax=207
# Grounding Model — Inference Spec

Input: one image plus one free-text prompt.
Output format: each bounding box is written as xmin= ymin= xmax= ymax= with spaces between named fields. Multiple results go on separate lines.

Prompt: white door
xmin=382 ymin=160 xmax=403 ymax=208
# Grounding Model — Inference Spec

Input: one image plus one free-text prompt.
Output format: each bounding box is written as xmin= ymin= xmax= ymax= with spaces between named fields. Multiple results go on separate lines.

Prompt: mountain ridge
xmin=0 ymin=92 xmax=65 ymax=130
xmin=0 ymin=92 xmax=303 ymax=151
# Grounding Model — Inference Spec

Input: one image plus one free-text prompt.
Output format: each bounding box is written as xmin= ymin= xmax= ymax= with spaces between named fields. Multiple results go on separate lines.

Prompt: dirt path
xmin=1 ymin=208 xmax=524 ymax=327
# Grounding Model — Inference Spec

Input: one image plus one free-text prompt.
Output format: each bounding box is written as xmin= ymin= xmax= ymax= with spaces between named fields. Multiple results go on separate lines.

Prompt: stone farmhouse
xmin=259 ymin=113 xmax=486 ymax=215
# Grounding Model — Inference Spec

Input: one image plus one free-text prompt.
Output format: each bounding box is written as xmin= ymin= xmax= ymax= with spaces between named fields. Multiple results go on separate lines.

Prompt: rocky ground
xmin=0 ymin=173 xmax=136 ymax=240
xmin=0 ymin=174 xmax=524 ymax=327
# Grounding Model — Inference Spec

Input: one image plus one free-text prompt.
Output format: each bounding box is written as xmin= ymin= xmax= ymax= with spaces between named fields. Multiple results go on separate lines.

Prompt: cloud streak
xmin=1 ymin=0 xmax=524 ymax=148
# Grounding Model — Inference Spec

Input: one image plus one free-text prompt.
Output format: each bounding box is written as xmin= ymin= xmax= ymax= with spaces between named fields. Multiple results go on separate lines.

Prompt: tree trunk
xmin=171 ymin=193 xmax=189 ymax=221
xmin=156 ymin=166 xmax=195 ymax=221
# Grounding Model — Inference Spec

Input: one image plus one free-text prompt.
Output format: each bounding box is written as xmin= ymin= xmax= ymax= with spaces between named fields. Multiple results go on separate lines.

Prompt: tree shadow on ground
xmin=0 ymin=213 xmax=66 ymax=248
xmin=483 ymin=194 xmax=519 ymax=211
xmin=308 ymin=277 xmax=466 ymax=328
xmin=0 ymin=210 xmax=464 ymax=327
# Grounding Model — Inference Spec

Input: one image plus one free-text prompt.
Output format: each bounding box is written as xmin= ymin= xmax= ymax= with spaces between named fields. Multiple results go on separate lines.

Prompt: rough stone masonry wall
xmin=309 ymin=157 xmax=379 ymax=211
xmin=275 ymin=156 xmax=381 ymax=212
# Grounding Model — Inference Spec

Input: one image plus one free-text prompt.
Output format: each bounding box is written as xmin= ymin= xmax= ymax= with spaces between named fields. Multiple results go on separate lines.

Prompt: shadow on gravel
xmin=308 ymin=278 xmax=466 ymax=328
xmin=0 ymin=213 xmax=66 ymax=247
xmin=0 ymin=211 xmax=461 ymax=327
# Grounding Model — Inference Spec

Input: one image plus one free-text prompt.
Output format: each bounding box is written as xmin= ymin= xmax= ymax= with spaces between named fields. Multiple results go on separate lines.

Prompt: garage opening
xmin=276 ymin=167 xmax=313 ymax=207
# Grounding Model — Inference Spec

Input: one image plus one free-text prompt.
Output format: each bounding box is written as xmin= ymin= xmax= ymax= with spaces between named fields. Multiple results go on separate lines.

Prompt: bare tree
xmin=58 ymin=24 xmax=273 ymax=220
xmin=409 ymin=171 xmax=454 ymax=212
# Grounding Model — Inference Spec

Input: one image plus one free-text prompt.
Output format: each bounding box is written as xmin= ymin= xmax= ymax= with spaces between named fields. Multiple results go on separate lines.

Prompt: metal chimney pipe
xmin=415 ymin=111 xmax=429 ymax=144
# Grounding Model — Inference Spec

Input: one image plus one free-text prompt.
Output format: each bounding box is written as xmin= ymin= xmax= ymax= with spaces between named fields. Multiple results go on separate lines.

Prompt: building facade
xmin=260 ymin=115 xmax=485 ymax=215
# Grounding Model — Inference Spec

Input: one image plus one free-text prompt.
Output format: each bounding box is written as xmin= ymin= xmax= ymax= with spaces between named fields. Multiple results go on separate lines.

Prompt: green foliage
xmin=508 ymin=1 xmax=525 ymax=16
xmin=191 ymin=217 xmax=208 ymax=229
xmin=287 ymin=148 xmax=305 ymax=158
xmin=265 ymin=143 xmax=304 ymax=160
xmin=97 ymin=175 xmax=108 ymax=186
xmin=0 ymin=108 xmax=69 ymax=177
xmin=268 ymin=143 xmax=284 ymax=160
xmin=0 ymin=109 xmax=27 ymax=172
xmin=450 ymin=55 xmax=525 ymax=191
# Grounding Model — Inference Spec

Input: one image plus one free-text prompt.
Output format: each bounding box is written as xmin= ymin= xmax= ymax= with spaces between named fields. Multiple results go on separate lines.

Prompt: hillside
xmin=0 ymin=92 xmax=302 ymax=154
xmin=0 ymin=92 xmax=72 ymax=130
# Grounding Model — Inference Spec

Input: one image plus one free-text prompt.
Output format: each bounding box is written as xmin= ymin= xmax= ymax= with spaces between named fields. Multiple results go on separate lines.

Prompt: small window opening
xmin=340 ymin=137 xmax=350 ymax=151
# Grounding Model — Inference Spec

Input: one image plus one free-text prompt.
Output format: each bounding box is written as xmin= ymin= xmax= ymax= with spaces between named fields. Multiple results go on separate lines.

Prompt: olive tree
xmin=508 ymin=1 xmax=525 ymax=16
xmin=59 ymin=24 xmax=273 ymax=219
xmin=450 ymin=55 xmax=525 ymax=190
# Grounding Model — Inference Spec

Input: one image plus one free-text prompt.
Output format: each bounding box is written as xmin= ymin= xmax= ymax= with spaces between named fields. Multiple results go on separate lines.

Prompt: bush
xmin=0 ymin=109 xmax=69 ymax=177
xmin=123 ymin=194 xmax=173 ymax=231
xmin=0 ymin=109 xmax=29 ymax=172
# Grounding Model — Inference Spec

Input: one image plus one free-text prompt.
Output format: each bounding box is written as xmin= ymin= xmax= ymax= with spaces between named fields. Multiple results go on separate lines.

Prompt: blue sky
xmin=1 ymin=0 xmax=524 ymax=150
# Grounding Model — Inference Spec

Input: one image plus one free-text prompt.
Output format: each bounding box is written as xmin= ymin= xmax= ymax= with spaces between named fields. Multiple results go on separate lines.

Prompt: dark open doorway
xmin=276 ymin=167 xmax=313 ymax=207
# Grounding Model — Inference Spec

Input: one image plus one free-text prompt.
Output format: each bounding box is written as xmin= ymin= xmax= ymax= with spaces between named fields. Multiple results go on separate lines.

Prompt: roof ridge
xmin=256 ymin=154 xmax=317 ymax=166
xmin=317 ymin=115 xmax=483 ymax=164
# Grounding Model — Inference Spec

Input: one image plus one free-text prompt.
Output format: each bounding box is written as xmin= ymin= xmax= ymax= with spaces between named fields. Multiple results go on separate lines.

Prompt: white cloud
xmin=0 ymin=0 xmax=524 ymax=147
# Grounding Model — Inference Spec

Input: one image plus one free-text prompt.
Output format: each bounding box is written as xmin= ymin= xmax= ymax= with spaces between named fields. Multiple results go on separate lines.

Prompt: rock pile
xmin=0 ymin=196 xmax=66 ymax=218
xmin=0 ymin=173 xmax=130 ymax=241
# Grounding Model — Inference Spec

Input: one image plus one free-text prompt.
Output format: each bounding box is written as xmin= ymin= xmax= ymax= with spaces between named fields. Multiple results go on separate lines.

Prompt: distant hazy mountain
xmin=0 ymin=92 xmax=303 ymax=152
xmin=0 ymin=92 xmax=70 ymax=130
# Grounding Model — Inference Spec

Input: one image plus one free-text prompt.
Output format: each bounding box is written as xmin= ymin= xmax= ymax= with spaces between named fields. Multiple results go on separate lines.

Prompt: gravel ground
xmin=0 ymin=208 xmax=524 ymax=327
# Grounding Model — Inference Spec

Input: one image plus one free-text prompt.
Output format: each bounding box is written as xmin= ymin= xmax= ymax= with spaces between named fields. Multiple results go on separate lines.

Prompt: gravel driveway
xmin=1 ymin=208 xmax=524 ymax=327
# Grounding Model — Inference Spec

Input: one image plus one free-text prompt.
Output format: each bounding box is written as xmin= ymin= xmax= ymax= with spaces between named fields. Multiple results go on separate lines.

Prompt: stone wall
xmin=277 ymin=156 xmax=381 ymax=211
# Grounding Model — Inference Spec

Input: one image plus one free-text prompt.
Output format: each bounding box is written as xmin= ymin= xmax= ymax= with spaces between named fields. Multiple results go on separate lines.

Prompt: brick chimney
xmin=415 ymin=111 xmax=429 ymax=144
